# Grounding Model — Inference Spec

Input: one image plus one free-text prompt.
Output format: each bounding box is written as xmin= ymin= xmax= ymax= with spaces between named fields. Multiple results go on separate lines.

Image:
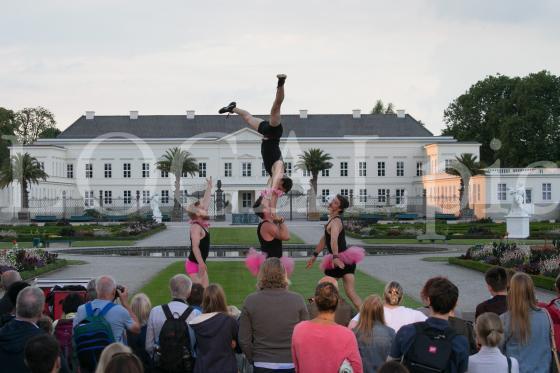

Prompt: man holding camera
xmin=73 ymin=275 xmax=140 ymax=343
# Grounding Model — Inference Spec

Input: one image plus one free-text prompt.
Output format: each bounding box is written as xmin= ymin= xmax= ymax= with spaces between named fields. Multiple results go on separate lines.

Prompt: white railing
xmin=484 ymin=168 xmax=560 ymax=175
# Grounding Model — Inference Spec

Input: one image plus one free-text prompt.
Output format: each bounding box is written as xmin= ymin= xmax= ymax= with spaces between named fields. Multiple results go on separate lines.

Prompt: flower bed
xmin=0 ymin=248 xmax=59 ymax=272
xmin=460 ymin=240 xmax=560 ymax=278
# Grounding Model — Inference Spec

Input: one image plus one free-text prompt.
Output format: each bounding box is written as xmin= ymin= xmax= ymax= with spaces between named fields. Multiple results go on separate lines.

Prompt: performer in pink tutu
xmin=245 ymin=194 xmax=294 ymax=277
xmin=306 ymin=194 xmax=365 ymax=309
xmin=185 ymin=177 xmax=213 ymax=288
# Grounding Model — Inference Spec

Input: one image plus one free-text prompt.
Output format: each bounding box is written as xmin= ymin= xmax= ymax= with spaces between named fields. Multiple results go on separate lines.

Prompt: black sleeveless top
xmin=188 ymin=223 xmax=210 ymax=263
xmin=324 ymin=216 xmax=348 ymax=254
xmin=257 ymin=221 xmax=283 ymax=258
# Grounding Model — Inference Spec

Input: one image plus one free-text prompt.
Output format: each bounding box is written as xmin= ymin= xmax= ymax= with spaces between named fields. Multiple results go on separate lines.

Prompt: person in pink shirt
xmin=291 ymin=282 xmax=363 ymax=373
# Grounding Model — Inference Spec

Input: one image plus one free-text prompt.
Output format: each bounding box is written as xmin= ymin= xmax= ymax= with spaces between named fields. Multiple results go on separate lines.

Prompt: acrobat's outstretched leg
xmin=270 ymin=74 xmax=286 ymax=127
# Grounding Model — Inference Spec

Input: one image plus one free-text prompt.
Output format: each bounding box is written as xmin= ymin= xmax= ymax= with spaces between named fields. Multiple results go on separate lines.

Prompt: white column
xmin=230 ymin=191 xmax=239 ymax=213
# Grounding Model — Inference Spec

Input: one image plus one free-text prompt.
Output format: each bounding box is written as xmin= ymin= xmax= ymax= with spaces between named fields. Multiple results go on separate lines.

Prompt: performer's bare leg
xmin=232 ymin=107 xmax=264 ymax=132
xmin=270 ymin=74 xmax=286 ymax=127
xmin=343 ymin=273 xmax=362 ymax=310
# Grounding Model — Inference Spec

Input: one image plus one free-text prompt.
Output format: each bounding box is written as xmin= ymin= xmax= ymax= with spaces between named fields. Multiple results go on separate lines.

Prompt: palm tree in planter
xmin=296 ymin=148 xmax=333 ymax=219
xmin=0 ymin=153 xmax=48 ymax=216
xmin=156 ymin=147 xmax=199 ymax=220
xmin=445 ymin=153 xmax=485 ymax=217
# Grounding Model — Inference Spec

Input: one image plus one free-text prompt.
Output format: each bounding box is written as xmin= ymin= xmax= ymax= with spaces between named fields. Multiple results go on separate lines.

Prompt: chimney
xmin=299 ymin=109 xmax=308 ymax=119
xmin=396 ymin=109 xmax=406 ymax=118
xmin=129 ymin=110 xmax=139 ymax=120
xmin=186 ymin=110 xmax=195 ymax=120
xmin=352 ymin=109 xmax=361 ymax=119
xmin=85 ymin=111 xmax=95 ymax=120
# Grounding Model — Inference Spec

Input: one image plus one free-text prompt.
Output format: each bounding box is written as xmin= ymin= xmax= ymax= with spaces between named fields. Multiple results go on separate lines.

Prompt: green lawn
xmin=362 ymin=238 xmax=547 ymax=245
xmin=139 ymin=261 xmax=421 ymax=309
xmin=209 ymin=227 xmax=304 ymax=245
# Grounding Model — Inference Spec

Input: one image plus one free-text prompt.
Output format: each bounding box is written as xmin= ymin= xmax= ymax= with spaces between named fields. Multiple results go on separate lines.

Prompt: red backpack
xmin=54 ymin=319 xmax=74 ymax=368
xmin=538 ymin=298 xmax=560 ymax=347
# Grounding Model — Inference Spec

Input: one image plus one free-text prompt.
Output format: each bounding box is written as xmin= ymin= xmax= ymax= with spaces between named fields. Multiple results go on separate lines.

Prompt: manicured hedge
xmin=21 ymin=259 xmax=68 ymax=280
xmin=448 ymin=257 xmax=556 ymax=291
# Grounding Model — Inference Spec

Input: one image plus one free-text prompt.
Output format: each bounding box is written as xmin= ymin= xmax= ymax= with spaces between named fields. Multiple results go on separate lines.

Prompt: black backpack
xmin=402 ymin=322 xmax=457 ymax=373
xmin=156 ymin=304 xmax=194 ymax=373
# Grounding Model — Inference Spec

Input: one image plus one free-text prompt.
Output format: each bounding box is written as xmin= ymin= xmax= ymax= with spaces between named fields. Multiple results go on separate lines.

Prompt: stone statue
xmin=506 ymin=183 xmax=529 ymax=238
xmin=508 ymin=184 xmax=526 ymax=215
xmin=150 ymin=194 xmax=163 ymax=223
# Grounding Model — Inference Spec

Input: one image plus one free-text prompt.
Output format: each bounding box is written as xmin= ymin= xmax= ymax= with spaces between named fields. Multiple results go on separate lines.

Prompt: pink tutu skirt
xmin=245 ymin=248 xmax=295 ymax=277
xmin=320 ymin=246 xmax=365 ymax=271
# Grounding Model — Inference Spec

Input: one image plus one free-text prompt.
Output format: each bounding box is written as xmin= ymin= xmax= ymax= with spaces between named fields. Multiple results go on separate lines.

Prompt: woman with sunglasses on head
xmin=307 ymin=194 xmax=365 ymax=310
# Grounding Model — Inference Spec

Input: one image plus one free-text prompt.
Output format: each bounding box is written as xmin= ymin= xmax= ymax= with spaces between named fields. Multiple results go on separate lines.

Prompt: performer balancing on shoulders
xmin=185 ymin=177 xmax=213 ymax=288
xmin=306 ymin=194 xmax=365 ymax=309
xmin=245 ymin=194 xmax=295 ymax=277
xmin=219 ymin=74 xmax=293 ymax=218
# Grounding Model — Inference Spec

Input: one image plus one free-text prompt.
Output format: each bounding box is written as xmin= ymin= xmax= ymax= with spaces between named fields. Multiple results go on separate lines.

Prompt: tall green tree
xmin=156 ymin=147 xmax=199 ymax=220
xmin=370 ymin=99 xmax=396 ymax=114
xmin=445 ymin=153 xmax=485 ymax=215
xmin=0 ymin=108 xmax=16 ymax=166
xmin=0 ymin=153 xmax=48 ymax=209
xmin=13 ymin=107 xmax=57 ymax=145
xmin=38 ymin=127 xmax=61 ymax=139
xmin=442 ymin=71 xmax=560 ymax=167
xmin=296 ymin=149 xmax=333 ymax=214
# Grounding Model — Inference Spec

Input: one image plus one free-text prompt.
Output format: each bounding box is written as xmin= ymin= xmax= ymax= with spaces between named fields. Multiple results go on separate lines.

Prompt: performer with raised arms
xmin=306 ymin=194 xmax=365 ymax=309
xmin=185 ymin=177 xmax=213 ymax=288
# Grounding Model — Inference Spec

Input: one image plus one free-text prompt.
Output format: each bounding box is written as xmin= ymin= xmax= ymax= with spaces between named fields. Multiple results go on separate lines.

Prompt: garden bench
xmin=69 ymin=215 xmax=95 ymax=222
xmin=31 ymin=215 xmax=58 ymax=223
xmin=395 ymin=213 xmax=418 ymax=220
xmin=435 ymin=213 xmax=458 ymax=221
xmin=232 ymin=213 xmax=260 ymax=225
xmin=102 ymin=215 xmax=129 ymax=222
xmin=358 ymin=214 xmax=381 ymax=224
xmin=45 ymin=239 xmax=73 ymax=248
xmin=416 ymin=233 xmax=447 ymax=243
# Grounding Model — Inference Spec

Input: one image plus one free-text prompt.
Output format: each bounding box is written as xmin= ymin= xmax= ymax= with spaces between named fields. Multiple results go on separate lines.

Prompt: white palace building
xmin=1 ymin=109 xmax=559 ymax=221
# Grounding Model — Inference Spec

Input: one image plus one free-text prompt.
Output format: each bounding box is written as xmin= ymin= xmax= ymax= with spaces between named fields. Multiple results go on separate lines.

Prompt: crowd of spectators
xmin=0 ymin=258 xmax=558 ymax=373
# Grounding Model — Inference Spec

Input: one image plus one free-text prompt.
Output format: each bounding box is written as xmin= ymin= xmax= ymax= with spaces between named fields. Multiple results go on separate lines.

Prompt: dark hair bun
xmin=337 ymin=195 xmax=350 ymax=212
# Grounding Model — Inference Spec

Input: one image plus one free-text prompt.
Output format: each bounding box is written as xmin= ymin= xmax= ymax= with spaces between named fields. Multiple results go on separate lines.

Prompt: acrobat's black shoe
xmin=219 ymin=102 xmax=236 ymax=114
xmin=277 ymin=74 xmax=287 ymax=87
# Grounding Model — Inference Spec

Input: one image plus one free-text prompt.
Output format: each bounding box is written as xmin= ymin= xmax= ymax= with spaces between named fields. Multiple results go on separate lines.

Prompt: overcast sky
xmin=1 ymin=0 xmax=559 ymax=135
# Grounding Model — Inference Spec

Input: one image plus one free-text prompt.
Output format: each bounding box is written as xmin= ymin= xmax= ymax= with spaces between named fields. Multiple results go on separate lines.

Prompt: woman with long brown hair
xmin=354 ymin=295 xmax=395 ymax=373
xmin=500 ymin=272 xmax=551 ymax=373
xmin=189 ymin=284 xmax=239 ymax=373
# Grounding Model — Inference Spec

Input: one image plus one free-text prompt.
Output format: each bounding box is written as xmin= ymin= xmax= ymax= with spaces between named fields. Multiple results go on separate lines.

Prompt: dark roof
xmin=57 ymin=113 xmax=434 ymax=139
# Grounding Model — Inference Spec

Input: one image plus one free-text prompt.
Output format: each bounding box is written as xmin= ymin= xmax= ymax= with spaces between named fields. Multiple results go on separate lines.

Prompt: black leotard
xmin=188 ymin=223 xmax=210 ymax=263
xmin=258 ymin=121 xmax=283 ymax=176
xmin=257 ymin=221 xmax=283 ymax=258
xmin=323 ymin=216 xmax=355 ymax=278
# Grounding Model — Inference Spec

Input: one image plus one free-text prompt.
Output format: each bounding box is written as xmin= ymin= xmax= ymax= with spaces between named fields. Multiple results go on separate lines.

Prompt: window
xmin=242 ymin=192 xmax=252 ymax=208
xmin=84 ymin=191 xmax=94 ymax=207
xmin=321 ymin=189 xmax=330 ymax=203
xmin=142 ymin=163 xmax=150 ymax=178
xmin=142 ymin=190 xmax=150 ymax=204
xmin=416 ymin=162 xmax=423 ymax=176
xmin=85 ymin=164 xmax=93 ymax=178
xmin=377 ymin=189 xmax=388 ymax=203
xmin=39 ymin=162 xmax=45 ymax=171
xmin=123 ymin=163 xmax=131 ymax=178
xmin=261 ymin=163 xmax=267 ymax=177
xmin=161 ymin=190 xmax=169 ymax=204
xmin=103 ymin=191 xmax=112 ymax=205
xmin=543 ymin=183 xmax=552 ymax=201
xmin=303 ymin=169 xmax=311 ymax=177
xmin=445 ymin=159 xmax=454 ymax=171
xmin=242 ymin=162 xmax=252 ymax=177
xmin=396 ymin=189 xmax=405 ymax=205
xmin=497 ymin=183 xmax=507 ymax=201
xmin=181 ymin=190 xmax=188 ymax=203
xmin=66 ymin=164 xmax=73 ymax=179
xmin=224 ymin=163 xmax=232 ymax=177
xmin=340 ymin=162 xmax=348 ymax=177
xmin=524 ymin=189 xmax=532 ymax=204
xmin=359 ymin=189 xmax=367 ymax=203
xmin=161 ymin=170 xmax=169 ymax=178
xmin=124 ymin=190 xmax=132 ymax=204
xmin=340 ymin=189 xmax=349 ymax=197
xmin=104 ymin=163 xmax=112 ymax=178
xmin=359 ymin=162 xmax=367 ymax=177
xmin=377 ymin=162 xmax=385 ymax=177
xmin=198 ymin=162 xmax=206 ymax=177
xmin=321 ymin=168 xmax=330 ymax=177
xmin=285 ymin=162 xmax=292 ymax=177
xmin=396 ymin=161 xmax=404 ymax=177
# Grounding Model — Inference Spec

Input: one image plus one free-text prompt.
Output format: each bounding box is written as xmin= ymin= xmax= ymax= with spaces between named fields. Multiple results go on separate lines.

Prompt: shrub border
xmin=448 ymin=257 xmax=556 ymax=291
xmin=21 ymin=259 xmax=69 ymax=280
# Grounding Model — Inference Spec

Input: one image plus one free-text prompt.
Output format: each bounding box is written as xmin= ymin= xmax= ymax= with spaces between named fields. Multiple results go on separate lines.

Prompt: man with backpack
xmin=388 ymin=277 xmax=469 ymax=373
xmin=145 ymin=274 xmax=201 ymax=372
xmin=73 ymin=275 xmax=140 ymax=372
